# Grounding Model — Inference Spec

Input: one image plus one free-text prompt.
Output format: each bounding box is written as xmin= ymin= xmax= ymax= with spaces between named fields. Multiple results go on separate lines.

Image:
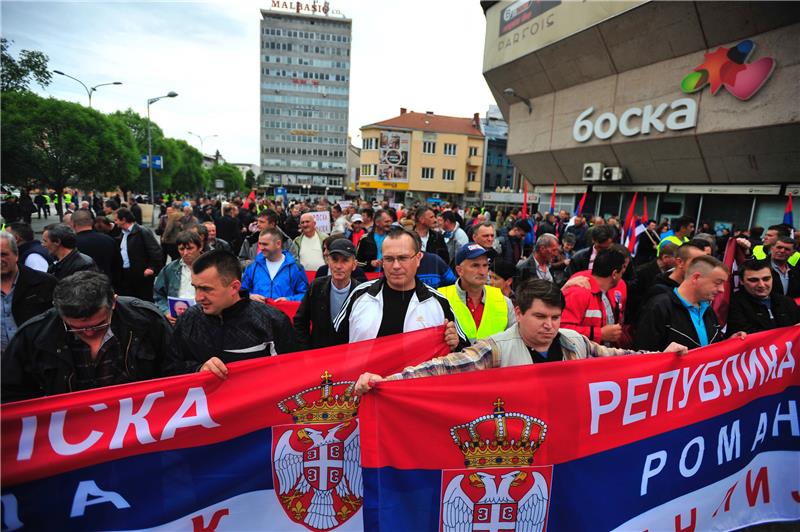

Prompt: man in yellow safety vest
xmin=752 ymin=224 xmax=800 ymax=267
xmin=439 ymin=243 xmax=515 ymax=342
xmin=658 ymin=215 xmax=695 ymax=255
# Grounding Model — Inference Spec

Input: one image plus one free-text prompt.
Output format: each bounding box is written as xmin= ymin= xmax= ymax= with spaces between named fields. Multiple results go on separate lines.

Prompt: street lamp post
xmin=52 ymin=70 xmax=122 ymax=108
xmin=187 ymin=131 xmax=218 ymax=155
xmin=147 ymin=92 xmax=178 ymax=225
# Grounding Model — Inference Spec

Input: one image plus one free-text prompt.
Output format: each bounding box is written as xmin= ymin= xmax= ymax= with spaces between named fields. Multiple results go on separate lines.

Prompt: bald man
xmin=293 ymin=212 xmax=328 ymax=270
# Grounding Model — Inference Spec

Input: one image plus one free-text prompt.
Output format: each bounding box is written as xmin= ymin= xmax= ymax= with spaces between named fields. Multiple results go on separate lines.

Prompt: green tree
xmin=1 ymin=38 xmax=52 ymax=92
xmin=171 ymin=139 xmax=206 ymax=193
xmin=244 ymin=169 xmax=257 ymax=189
xmin=207 ymin=163 xmax=245 ymax=193
xmin=1 ymin=91 xmax=138 ymax=218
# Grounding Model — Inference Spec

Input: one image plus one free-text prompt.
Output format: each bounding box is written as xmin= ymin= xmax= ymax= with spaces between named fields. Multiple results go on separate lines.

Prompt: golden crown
xmin=278 ymin=371 xmax=360 ymax=424
xmin=450 ymin=398 xmax=547 ymax=468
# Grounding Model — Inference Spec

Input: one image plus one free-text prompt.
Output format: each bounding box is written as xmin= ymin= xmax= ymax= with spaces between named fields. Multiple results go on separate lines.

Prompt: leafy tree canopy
xmin=1 ymin=38 xmax=52 ymax=92
xmin=207 ymin=163 xmax=245 ymax=193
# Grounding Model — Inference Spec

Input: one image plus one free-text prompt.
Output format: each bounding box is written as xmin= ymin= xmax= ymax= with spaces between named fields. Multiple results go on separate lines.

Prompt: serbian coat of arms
xmin=271 ymin=371 xmax=363 ymax=531
xmin=440 ymin=398 xmax=552 ymax=532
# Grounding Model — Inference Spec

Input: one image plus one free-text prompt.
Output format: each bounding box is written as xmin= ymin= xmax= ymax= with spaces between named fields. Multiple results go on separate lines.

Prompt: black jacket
xmin=423 ymin=230 xmax=450 ymax=264
xmin=565 ymin=247 xmax=592 ymax=278
xmin=771 ymin=265 xmax=800 ymax=298
xmin=293 ymin=276 xmax=360 ymax=350
xmin=635 ymin=290 xmax=722 ymax=352
xmin=356 ymin=230 xmax=381 ymax=271
xmin=10 ymin=266 xmax=57 ymax=327
xmin=130 ymin=203 xmax=143 ymax=225
xmin=121 ymin=223 xmax=163 ymax=276
xmin=48 ymin=248 xmax=97 ymax=280
xmin=215 ymin=215 xmax=242 ymax=249
xmin=726 ymin=290 xmax=799 ymax=336
xmin=2 ymin=297 xmax=172 ymax=403
xmin=76 ymin=229 xmax=120 ymax=280
xmin=166 ymin=297 xmax=296 ymax=375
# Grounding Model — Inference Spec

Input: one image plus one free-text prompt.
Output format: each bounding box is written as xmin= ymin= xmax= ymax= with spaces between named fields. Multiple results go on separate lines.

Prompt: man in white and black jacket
xmin=334 ymin=227 xmax=469 ymax=351
xmin=166 ymin=250 xmax=295 ymax=379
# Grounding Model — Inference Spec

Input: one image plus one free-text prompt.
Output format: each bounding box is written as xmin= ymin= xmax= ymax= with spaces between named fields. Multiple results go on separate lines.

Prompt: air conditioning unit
xmin=582 ymin=162 xmax=602 ymax=182
xmin=602 ymin=166 xmax=623 ymax=181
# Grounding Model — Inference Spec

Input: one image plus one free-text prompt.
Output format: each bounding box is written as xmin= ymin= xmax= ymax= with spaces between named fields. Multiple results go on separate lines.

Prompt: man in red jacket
xmin=561 ymin=247 xmax=628 ymax=347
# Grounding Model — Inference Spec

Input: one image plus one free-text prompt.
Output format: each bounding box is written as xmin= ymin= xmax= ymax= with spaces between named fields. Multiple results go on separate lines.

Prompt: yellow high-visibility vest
xmin=439 ymin=284 xmax=508 ymax=341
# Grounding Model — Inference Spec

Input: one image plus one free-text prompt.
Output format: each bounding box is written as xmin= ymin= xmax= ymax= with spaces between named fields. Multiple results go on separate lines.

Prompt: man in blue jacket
xmin=242 ymin=227 xmax=308 ymax=302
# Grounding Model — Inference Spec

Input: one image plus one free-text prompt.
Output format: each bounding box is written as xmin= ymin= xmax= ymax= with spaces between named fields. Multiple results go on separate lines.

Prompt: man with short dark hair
xmin=166 ymin=249 xmax=296 ymax=379
xmin=239 ymin=210 xmax=298 ymax=265
xmin=472 ymin=221 xmax=500 ymax=255
xmin=2 ymin=271 xmax=172 ymax=402
xmin=354 ymin=279 xmax=687 ymax=393
xmin=1 ymin=232 xmax=57 ymax=350
xmin=769 ymin=236 xmax=800 ymax=298
xmin=153 ymin=231 xmax=204 ymax=324
xmin=658 ymin=215 xmax=695 ymax=254
xmin=216 ymin=204 xmax=243 ymax=253
xmin=242 ymin=227 xmax=308 ymax=302
xmin=356 ymin=209 xmax=394 ymax=272
xmin=565 ymin=224 xmax=615 ymax=277
xmin=115 ymin=208 xmax=163 ymax=301
xmin=336 ymin=227 xmax=468 ymax=349
xmin=636 ymin=255 xmax=745 ymax=351
xmin=73 ymin=208 xmax=119 ymax=280
xmin=414 ymin=206 xmax=449 ymax=263
xmin=726 ymin=259 xmax=799 ymax=336
xmin=440 ymin=210 xmax=469 ymax=266
xmin=496 ymin=219 xmax=530 ymax=265
xmin=294 ymin=238 xmax=360 ymax=350
xmin=562 ymin=248 xmax=628 ymax=346
xmin=42 ymin=223 xmax=97 ymax=280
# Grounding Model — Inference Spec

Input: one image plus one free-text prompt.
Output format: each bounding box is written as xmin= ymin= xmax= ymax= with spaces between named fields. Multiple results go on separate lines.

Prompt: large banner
xmin=377 ymin=130 xmax=410 ymax=185
xmin=360 ymin=327 xmax=800 ymax=531
xmin=0 ymin=327 xmax=450 ymax=531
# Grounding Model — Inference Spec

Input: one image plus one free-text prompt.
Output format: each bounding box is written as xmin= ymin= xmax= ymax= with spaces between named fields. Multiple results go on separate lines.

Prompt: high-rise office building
xmin=259 ymin=8 xmax=351 ymax=199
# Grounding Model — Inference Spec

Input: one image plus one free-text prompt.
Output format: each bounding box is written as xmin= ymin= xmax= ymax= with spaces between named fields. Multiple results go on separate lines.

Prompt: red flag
xmin=713 ymin=235 xmax=738 ymax=327
xmin=621 ymin=192 xmax=639 ymax=243
xmin=242 ymin=189 xmax=256 ymax=209
xmin=550 ymin=182 xmax=556 ymax=214
xmin=521 ymin=181 xmax=528 ymax=218
xmin=642 ymin=196 xmax=649 ymax=222
xmin=784 ymin=193 xmax=794 ymax=227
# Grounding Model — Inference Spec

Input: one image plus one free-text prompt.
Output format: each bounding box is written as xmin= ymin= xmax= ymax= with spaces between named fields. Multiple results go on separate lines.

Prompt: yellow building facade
xmin=359 ymin=110 xmax=484 ymax=203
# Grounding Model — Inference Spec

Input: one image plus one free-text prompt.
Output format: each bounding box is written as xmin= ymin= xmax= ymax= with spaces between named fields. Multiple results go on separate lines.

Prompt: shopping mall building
xmin=482 ymin=1 xmax=799 ymax=231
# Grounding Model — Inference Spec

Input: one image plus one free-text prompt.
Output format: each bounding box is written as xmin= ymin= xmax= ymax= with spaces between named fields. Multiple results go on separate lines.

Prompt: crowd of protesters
xmin=1 ymin=188 xmax=798 ymax=402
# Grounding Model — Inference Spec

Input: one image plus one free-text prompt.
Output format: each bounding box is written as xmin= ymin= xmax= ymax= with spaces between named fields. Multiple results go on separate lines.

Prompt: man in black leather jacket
xmin=42 ymin=223 xmax=97 ymax=280
xmin=2 ymin=271 xmax=172 ymax=402
xmin=726 ymin=259 xmax=799 ymax=336
xmin=166 ymin=250 xmax=296 ymax=379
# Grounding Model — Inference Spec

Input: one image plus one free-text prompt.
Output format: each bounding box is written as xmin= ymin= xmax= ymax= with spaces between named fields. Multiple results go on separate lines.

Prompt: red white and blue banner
xmin=0 ymin=327 xmax=450 ymax=531
xmin=359 ymin=327 xmax=800 ymax=531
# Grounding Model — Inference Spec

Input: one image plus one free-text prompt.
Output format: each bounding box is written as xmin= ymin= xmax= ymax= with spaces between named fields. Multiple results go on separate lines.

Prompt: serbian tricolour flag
xmin=359 ymin=327 xmax=800 ymax=531
xmin=784 ymin=193 xmax=794 ymax=228
xmin=549 ymin=182 xmax=556 ymax=215
xmin=1 ymin=328 xmax=450 ymax=531
xmin=565 ymin=190 xmax=588 ymax=229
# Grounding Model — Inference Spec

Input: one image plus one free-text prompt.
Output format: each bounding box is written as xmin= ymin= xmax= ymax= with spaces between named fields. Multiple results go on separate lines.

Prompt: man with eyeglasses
xmin=2 ymin=271 xmax=172 ymax=402
xmin=334 ymin=227 xmax=469 ymax=350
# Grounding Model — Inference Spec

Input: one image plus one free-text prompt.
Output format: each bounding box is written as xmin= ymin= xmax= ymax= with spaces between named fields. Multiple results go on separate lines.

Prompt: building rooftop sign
xmin=267 ymin=1 xmax=344 ymax=17
xmin=483 ymin=0 xmax=646 ymax=73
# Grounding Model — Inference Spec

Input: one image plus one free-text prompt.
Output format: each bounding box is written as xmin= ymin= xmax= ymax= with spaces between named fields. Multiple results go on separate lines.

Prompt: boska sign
xmin=572 ymin=97 xmax=697 ymax=143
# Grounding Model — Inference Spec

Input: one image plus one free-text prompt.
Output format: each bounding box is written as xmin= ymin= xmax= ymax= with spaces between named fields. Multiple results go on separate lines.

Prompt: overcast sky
xmin=2 ymin=0 xmax=497 ymax=164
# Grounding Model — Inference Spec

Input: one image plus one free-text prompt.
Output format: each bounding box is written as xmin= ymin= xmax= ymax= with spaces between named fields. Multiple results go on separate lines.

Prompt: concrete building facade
xmin=359 ymin=109 xmax=484 ymax=204
xmin=482 ymin=1 xmax=800 ymax=229
xmin=259 ymin=8 xmax=351 ymax=197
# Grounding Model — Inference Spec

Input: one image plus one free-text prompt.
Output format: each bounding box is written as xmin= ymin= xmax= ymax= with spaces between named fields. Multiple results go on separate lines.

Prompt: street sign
xmin=152 ymin=155 xmax=164 ymax=170
xmin=275 ymin=186 xmax=288 ymax=204
xmin=139 ymin=155 xmax=148 ymax=169
xmin=215 ymin=179 xmax=225 ymax=189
